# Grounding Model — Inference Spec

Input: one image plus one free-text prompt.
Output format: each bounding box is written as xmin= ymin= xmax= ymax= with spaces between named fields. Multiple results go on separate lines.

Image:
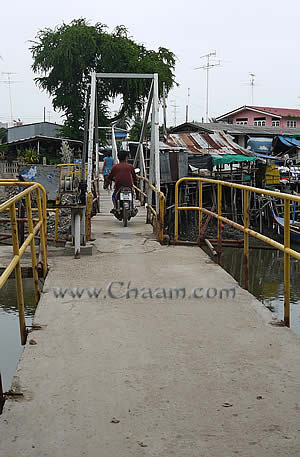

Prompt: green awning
xmin=212 ymin=154 xmax=257 ymax=166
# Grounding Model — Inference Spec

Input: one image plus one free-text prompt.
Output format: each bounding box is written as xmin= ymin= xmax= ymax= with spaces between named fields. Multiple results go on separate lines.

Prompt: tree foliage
xmin=129 ymin=117 xmax=151 ymax=142
xmin=0 ymin=128 xmax=7 ymax=144
xmin=30 ymin=19 xmax=176 ymax=140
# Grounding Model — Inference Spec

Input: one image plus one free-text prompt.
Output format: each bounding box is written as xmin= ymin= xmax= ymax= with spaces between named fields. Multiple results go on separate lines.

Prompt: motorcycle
xmin=113 ymin=186 xmax=138 ymax=227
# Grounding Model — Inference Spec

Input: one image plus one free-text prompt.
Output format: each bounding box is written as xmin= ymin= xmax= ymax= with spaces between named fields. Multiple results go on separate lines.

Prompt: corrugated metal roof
xmin=166 ymin=132 xmax=252 ymax=158
xmin=250 ymin=106 xmax=300 ymax=118
xmin=5 ymin=135 xmax=83 ymax=146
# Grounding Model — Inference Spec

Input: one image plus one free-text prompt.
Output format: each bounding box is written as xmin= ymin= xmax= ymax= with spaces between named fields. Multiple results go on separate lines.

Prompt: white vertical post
xmin=153 ymin=73 xmax=160 ymax=209
xmin=148 ymin=97 xmax=155 ymax=208
xmin=111 ymin=124 xmax=119 ymax=163
xmin=87 ymin=71 xmax=96 ymax=193
xmin=162 ymin=82 xmax=167 ymax=137
xmin=74 ymin=212 xmax=81 ymax=259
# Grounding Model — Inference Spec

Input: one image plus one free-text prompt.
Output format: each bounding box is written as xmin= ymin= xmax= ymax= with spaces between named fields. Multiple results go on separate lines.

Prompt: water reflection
xmin=0 ymin=278 xmax=40 ymax=391
xmin=217 ymin=244 xmax=300 ymax=335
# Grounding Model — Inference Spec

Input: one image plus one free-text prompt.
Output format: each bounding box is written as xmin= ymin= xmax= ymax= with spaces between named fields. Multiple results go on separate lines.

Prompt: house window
xmin=287 ymin=120 xmax=297 ymax=128
xmin=253 ymin=120 xmax=266 ymax=127
xmin=236 ymin=119 xmax=248 ymax=125
xmin=272 ymin=120 xmax=280 ymax=127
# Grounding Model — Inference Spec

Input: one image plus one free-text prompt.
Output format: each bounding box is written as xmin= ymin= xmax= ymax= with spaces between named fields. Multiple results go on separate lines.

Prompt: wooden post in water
xmin=10 ymin=203 xmax=26 ymax=345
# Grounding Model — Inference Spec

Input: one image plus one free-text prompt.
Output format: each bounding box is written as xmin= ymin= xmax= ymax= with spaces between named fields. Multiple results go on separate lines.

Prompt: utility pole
xmin=194 ymin=51 xmax=220 ymax=123
xmin=186 ymin=88 xmax=190 ymax=123
xmin=0 ymin=72 xmax=18 ymax=122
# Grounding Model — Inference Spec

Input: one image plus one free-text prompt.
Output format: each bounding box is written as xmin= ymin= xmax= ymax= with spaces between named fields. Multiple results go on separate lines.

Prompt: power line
xmin=194 ymin=51 xmax=221 ymax=122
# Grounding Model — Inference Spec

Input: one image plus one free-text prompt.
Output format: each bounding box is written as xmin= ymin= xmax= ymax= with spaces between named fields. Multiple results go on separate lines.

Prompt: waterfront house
xmin=215 ymin=105 xmax=300 ymax=129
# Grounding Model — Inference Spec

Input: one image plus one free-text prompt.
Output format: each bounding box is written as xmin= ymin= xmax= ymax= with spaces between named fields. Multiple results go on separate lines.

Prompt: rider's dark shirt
xmin=108 ymin=162 xmax=137 ymax=192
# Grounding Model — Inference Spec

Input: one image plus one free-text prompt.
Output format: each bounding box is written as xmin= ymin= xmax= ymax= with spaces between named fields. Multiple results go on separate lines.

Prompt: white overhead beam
xmin=96 ymin=73 xmax=153 ymax=79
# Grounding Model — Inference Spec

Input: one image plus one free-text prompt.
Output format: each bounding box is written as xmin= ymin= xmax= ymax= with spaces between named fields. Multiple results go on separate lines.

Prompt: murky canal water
xmin=207 ymin=244 xmax=300 ymax=336
xmin=0 ymin=279 xmax=40 ymax=391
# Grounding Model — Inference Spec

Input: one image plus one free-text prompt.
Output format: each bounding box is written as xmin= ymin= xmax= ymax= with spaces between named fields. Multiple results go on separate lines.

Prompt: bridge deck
xmin=1 ymin=190 xmax=300 ymax=457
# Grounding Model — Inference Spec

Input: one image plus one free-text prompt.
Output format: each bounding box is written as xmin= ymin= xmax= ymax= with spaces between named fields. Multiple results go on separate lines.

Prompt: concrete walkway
xmin=1 ymin=191 xmax=300 ymax=457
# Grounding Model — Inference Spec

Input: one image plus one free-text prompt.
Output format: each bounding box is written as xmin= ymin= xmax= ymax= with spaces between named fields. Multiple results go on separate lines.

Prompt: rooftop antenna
xmin=170 ymin=99 xmax=178 ymax=126
xmin=194 ymin=51 xmax=220 ymax=122
xmin=249 ymin=73 xmax=256 ymax=105
xmin=0 ymin=72 xmax=20 ymax=122
xmin=186 ymin=88 xmax=190 ymax=123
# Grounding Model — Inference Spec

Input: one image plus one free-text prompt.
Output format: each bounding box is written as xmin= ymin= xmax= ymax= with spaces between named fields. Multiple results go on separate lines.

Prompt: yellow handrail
xmin=175 ymin=177 xmax=300 ymax=328
xmin=135 ymin=175 xmax=166 ymax=242
xmin=0 ymin=182 xmax=48 ymax=344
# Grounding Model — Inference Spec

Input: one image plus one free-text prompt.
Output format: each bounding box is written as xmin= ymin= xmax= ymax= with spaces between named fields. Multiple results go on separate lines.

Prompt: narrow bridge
xmin=1 ymin=186 xmax=300 ymax=457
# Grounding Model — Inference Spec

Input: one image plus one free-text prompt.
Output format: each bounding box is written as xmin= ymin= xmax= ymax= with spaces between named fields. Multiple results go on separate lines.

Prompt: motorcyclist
xmin=107 ymin=150 xmax=137 ymax=213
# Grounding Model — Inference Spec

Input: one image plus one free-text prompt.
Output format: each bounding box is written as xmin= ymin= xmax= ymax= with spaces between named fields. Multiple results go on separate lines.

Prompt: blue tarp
xmin=246 ymin=150 xmax=283 ymax=161
xmin=247 ymin=137 xmax=273 ymax=154
xmin=277 ymin=136 xmax=300 ymax=147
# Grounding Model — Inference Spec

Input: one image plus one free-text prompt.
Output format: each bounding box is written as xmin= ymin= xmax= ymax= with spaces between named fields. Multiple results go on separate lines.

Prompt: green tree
xmin=129 ymin=117 xmax=151 ymax=142
xmin=30 ymin=19 xmax=176 ymax=140
xmin=0 ymin=128 xmax=8 ymax=156
xmin=129 ymin=116 xmax=165 ymax=142
xmin=0 ymin=128 xmax=7 ymax=144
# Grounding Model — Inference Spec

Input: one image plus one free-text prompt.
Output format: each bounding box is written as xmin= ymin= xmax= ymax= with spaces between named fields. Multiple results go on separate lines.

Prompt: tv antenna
xmin=249 ymin=73 xmax=256 ymax=104
xmin=0 ymin=72 xmax=20 ymax=122
xmin=186 ymin=88 xmax=190 ymax=123
xmin=194 ymin=51 xmax=221 ymax=122
xmin=170 ymin=99 xmax=178 ymax=126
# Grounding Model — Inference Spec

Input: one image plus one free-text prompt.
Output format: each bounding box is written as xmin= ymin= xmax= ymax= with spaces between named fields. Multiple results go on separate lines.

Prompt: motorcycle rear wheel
xmin=123 ymin=207 xmax=128 ymax=227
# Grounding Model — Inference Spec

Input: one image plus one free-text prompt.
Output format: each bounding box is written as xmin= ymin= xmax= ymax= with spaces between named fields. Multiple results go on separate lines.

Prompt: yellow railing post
xmin=25 ymin=193 xmax=40 ymax=304
xmin=36 ymin=188 xmax=48 ymax=277
xmin=42 ymin=187 xmax=47 ymax=254
xmin=244 ymin=189 xmax=249 ymax=290
xmin=85 ymin=191 xmax=93 ymax=241
xmin=284 ymin=198 xmax=290 ymax=327
xmin=174 ymin=181 xmax=179 ymax=242
xmin=55 ymin=199 xmax=60 ymax=246
xmin=217 ymin=183 xmax=222 ymax=264
xmin=10 ymin=202 xmax=26 ymax=345
xmin=159 ymin=195 xmax=165 ymax=242
xmin=198 ymin=181 xmax=203 ymax=242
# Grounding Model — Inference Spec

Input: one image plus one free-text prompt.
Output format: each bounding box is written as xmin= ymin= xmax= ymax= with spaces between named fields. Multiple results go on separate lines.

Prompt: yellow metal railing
xmin=57 ymin=163 xmax=87 ymax=181
xmin=134 ymin=176 xmax=166 ymax=242
xmin=0 ymin=182 xmax=48 ymax=344
xmin=175 ymin=177 xmax=300 ymax=327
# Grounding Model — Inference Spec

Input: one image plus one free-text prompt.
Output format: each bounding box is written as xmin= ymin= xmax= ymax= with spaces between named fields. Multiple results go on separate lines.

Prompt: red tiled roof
xmin=250 ymin=106 xmax=300 ymax=117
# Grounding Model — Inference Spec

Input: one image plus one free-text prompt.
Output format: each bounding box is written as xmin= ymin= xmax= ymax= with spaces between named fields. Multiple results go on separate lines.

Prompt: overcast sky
xmin=1 ymin=0 xmax=300 ymax=128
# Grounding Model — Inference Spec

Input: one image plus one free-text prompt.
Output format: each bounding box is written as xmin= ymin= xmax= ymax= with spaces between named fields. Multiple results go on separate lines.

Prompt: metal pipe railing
xmin=174 ymin=177 xmax=300 ymax=328
xmin=134 ymin=176 xmax=166 ymax=242
xmin=0 ymin=182 xmax=48 ymax=344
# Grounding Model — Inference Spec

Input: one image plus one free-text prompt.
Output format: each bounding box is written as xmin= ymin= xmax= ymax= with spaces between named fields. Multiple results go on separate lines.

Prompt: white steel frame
xmin=86 ymin=72 xmax=160 ymax=208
